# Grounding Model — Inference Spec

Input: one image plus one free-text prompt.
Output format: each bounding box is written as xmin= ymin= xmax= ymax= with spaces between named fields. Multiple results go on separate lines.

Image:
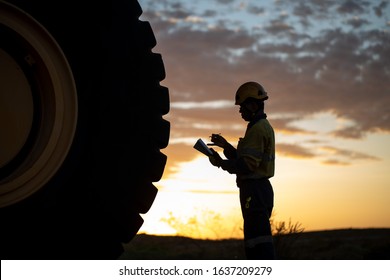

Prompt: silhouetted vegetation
xmin=148 ymin=210 xmax=306 ymax=258
xmin=271 ymin=217 xmax=305 ymax=259
xmin=160 ymin=210 xmax=242 ymax=240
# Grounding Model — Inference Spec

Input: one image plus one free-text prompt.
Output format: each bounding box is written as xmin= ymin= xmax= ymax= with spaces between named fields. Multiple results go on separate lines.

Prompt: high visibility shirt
xmin=220 ymin=115 xmax=275 ymax=180
xmin=236 ymin=118 xmax=275 ymax=180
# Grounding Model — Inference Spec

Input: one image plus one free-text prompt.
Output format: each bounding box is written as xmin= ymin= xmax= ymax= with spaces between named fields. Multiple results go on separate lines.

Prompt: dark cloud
xmin=216 ymin=0 xmax=235 ymax=4
xmin=304 ymin=0 xmax=337 ymax=12
xmin=164 ymin=9 xmax=191 ymax=20
xmin=278 ymin=0 xmax=336 ymax=20
xmin=373 ymin=1 xmax=389 ymax=17
xmin=202 ymin=9 xmax=217 ymax=17
xmin=331 ymin=126 xmax=366 ymax=139
xmin=337 ymin=0 xmax=366 ymax=14
xmin=345 ymin=17 xmax=370 ymax=28
xmin=293 ymin=3 xmax=315 ymax=28
xmin=247 ymin=5 xmax=266 ymax=15
xmin=156 ymin=1 xmax=191 ymax=19
xmin=293 ymin=3 xmax=314 ymax=18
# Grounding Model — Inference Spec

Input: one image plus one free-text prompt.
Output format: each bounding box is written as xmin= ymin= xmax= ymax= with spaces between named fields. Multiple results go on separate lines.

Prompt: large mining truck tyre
xmin=0 ymin=0 xmax=170 ymax=259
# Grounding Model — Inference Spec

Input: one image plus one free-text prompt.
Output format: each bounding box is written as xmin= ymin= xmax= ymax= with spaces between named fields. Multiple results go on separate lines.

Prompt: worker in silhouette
xmin=208 ymin=81 xmax=276 ymax=259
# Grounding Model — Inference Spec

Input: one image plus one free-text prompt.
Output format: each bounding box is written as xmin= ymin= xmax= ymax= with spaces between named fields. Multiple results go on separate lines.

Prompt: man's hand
xmin=208 ymin=148 xmax=223 ymax=167
xmin=209 ymin=133 xmax=228 ymax=148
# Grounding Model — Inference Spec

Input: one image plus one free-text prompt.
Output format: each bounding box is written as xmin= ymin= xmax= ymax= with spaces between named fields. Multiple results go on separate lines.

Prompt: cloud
xmin=321 ymin=159 xmax=351 ymax=166
xmin=337 ymin=0 xmax=366 ymax=14
xmin=275 ymin=142 xmax=381 ymax=164
xmin=293 ymin=2 xmax=314 ymax=18
xmin=270 ymin=117 xmax=316 ymax=135
xmin=320 ymin=146 xmax=381 ymax=161
xmin=373 ymin=1 xmax=389 ymax=17
xmin=202 ymin=9 xmax=217 ymax=17
xmin=247 ymin=5 xmax=266 ymax=15
xmin=264 ymin=19 xmax=295 ymax=35
xmin=216 ymin=0 xmax=235 ymax=4
xmin=345 ymin=17 xmax=370 ymax=28
xmin=276 ymin=143 xmax=316 ymax=158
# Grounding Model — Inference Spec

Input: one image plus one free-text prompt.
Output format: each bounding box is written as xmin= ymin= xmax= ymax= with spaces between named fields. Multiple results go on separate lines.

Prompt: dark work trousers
xmin=237 ymin=178 xmax=275 ymax=259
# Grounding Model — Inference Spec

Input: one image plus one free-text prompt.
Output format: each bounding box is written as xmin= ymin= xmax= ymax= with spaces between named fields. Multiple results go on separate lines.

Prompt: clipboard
xmin=193 ymin=138 xmax=214 ymax=157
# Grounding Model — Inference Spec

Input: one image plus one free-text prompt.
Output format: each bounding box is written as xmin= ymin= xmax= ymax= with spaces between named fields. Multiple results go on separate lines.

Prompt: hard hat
xmin=235 ymin=81 xmax=268 ymax=105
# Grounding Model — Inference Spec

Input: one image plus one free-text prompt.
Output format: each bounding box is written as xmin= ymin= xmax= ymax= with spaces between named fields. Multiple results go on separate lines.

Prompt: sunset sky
xmin=136 ymin=0 xmax=390 ymax=239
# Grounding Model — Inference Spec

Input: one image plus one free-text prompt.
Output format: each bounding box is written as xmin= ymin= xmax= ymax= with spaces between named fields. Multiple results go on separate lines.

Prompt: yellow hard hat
xmin=235 ymin=81 xmax=268 ymax=105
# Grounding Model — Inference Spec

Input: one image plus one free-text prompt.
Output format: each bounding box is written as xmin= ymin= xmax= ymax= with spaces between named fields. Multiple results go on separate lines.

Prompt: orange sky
xmin=137 ymin=0 xmax=390 ymax=239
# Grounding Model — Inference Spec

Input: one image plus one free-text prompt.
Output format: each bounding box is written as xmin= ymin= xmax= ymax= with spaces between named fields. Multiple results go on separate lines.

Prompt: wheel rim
xmin=0 ymin=1 xmax=78 ymax=207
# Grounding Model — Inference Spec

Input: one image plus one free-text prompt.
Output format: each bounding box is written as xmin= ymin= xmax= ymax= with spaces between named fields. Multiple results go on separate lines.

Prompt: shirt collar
xmin=248 ymin=112 xmax=267 ymax=128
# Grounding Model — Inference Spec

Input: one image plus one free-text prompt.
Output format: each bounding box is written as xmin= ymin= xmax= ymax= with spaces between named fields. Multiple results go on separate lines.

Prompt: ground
xmin=119 ymin=228 xmax=390 ymax=260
